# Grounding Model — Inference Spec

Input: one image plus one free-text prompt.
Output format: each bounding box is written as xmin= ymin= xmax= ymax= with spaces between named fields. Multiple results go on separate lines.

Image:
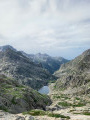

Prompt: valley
xmin=0 ymin=45 xmax=90 ymax=120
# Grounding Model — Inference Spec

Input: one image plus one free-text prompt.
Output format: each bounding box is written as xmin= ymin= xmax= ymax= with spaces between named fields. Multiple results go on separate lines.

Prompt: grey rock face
xmin=25 ymin=116 xmax=35 ymax=120
xmin=54 ymin=49 xmax=90 ymax=95
xmin=15 ymin=116 xmax=25 ymax=120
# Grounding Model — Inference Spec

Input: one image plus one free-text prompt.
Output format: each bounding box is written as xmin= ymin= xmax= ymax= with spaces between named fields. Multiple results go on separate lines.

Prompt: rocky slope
xmin=0 ymin=74 xmax=51 ymax=114
xmin=0 ymin=47 xmax=90 ymax=120
xmin=21 ymin=52 xmax=69 ymax=74
xmin=54 ymin=49 xmax=90 ymax=95
xmin=0 ymin=45 xmax=56 ymax=89
xmin=46 ymin=50 xmax=90 ymax=120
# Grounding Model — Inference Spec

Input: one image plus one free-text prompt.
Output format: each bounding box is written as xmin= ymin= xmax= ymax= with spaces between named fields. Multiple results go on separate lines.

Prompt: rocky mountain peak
xmin=21 ymin=52 xmax=69 ymax=74
xmin=35 ymin=53 xmax=49 ymax=58
xmin=82 ymin=49 xmax=90 ymax=56
xmin=0 ymin=45 xmax=16 ymax=52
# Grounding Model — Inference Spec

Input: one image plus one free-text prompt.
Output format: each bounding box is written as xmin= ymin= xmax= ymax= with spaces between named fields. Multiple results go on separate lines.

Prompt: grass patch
xmin=75 ymin=97 xmax=81 ymax=100
xmin=53 ymin=94 xmax=69 ymax=100
xmin=4 ymin=87 xmax=25 ymax=98
xmin=48 ymin=113 xmax=70 ymax=119
xmin=49 ymin=80 xmax=56 ymax=83
xmin=53 ymin=95 xmax=61 ymax=99
xmin=73 ymin=113 xmax=81 ymax=114
xmin=54 ymin=85 xmax=56 ymax=89
xmin=23 ymin=110 xmax=70 ymax=119
xmin=74 ymin=112 xmax=90 ymax=116
xmin=69 ymin=109 xmax=75 ymax=112
xmin=23 ymin=110 xmax=46 ymax=116
xmin=58 ymin=101 xmax=72 ymax=107
xmin=72 ymin=102 xmax=86 ymax=107
xmin=82 ymin=112 xmax=90 ymax=116
xmin=58 ymin=101 xmax=86 ymax=107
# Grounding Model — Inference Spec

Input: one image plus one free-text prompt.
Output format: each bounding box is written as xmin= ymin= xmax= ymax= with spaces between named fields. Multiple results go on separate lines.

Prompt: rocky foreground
xmin=0 ymin=110 xmax=65 ymax=120
xmin=0 ymin=108 xmax=90 ymax=120
xmin=47 ymin=83 xmax=90 ymax=120
xmin=0 ymin=83 xmax=89 ymax=120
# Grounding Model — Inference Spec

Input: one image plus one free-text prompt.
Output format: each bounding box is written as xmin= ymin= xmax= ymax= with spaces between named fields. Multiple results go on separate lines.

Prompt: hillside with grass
xmin=0 ymin=74 xmax=51 ymax=114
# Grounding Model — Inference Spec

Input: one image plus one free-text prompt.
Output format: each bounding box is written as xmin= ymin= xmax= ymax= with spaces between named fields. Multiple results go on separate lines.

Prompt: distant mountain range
xmin=21 ymin=52 xmax=69 ymax=74
xmin=0 ymin=45 xmax=56 ymax=89
xmin=54 ymin=49 xmax=90 ymax=95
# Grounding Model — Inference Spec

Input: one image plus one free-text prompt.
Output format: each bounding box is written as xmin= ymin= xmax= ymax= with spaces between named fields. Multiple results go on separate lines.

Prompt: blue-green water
xmin=38 ymin=86 xmax=49 ymax=94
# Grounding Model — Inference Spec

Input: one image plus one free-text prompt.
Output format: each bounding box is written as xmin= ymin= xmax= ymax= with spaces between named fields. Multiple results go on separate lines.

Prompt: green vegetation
xmin=0 ymin=106 xmax=8 ymax=112
xmin=54 ymin=85 xmax=57 ymax=89
xmin=69 ymin=109 xmax=75 ymax=112
xmin=11 ymin=97 xmax=17 ymax=104
xmin=74 ymin=111 xmax=90 ymax=116
xmin=58 ymin=101 xmax=86 ymax=107
xmin=58 ymin=101 xmax=72 ymax=107
xmin=23 ymin=110 xmax=46 ymax=116
xmin=49 ymin=80 xmax=56 ymax=83
xmin=54 ymin=84 xmax=65 ymax=91
xmin=53 ymin=95 xmax=61 ymax=99
xmin=48 ymin=113 xmax=70 ymax=119
xmin=75 ymin=97 xmax=81 ymax=100
xmin=82 ymin=112 xmax=90 ymax=116
xmin=23 ymin=110 xmax=70 ymax=119
xmin=73 ymin=102 xmax=86 ymax=107
xmin=73 ymin=113 xmax=81 ymax=115
xmin=53 ymin=94 xmax=69 ymax=100
xmin=0 ymin=75 xmax=51 ymax=113
xmin=1 ymin=85 xmax=25 ymax=98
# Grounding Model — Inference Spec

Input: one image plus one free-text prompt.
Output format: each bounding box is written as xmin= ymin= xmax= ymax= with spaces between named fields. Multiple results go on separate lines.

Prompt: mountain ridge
xmin=21 ymin=51 xmax=69 ymax=74
xmin=0 ymin=46 xmax=56 ymax=89
xmin=0 ymin=45 xmax=16 ymax=52
xmin=54 ymin=49 xmax=90 ymax=95
xmin=0 ymin=45 xmax=69 ymax=74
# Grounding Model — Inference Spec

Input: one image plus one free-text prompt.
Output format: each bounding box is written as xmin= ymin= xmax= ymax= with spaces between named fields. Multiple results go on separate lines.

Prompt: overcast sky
xmin=0 ymin=0 xmax=90 ymax=59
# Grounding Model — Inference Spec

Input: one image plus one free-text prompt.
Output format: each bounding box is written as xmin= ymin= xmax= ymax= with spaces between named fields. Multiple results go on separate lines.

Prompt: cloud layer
xmin=0 ymin=0 xmax=90 ymax=59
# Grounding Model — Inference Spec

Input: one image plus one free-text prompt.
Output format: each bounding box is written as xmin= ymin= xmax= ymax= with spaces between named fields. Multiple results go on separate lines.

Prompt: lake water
xmin=38 ymin=86 xmax=49 ymax=94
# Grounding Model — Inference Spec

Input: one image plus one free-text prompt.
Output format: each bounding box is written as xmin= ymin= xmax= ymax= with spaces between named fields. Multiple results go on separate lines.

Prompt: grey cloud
xmin=0 ymin=0 xmax=90 ymax=59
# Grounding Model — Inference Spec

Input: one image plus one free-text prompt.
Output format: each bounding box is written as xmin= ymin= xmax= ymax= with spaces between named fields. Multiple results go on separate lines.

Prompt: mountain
xmin=0 ymin=45 xmax=16 ymax=52
xmin=21 ymin=52 xmax=69 ymax=74
xmin=0 ymin=74 xmax=51 ymax=113
xmin=54 ymin=49 xmax=90 ymax=95
xmin=0 ymin=45 xmax=56 ymax=89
